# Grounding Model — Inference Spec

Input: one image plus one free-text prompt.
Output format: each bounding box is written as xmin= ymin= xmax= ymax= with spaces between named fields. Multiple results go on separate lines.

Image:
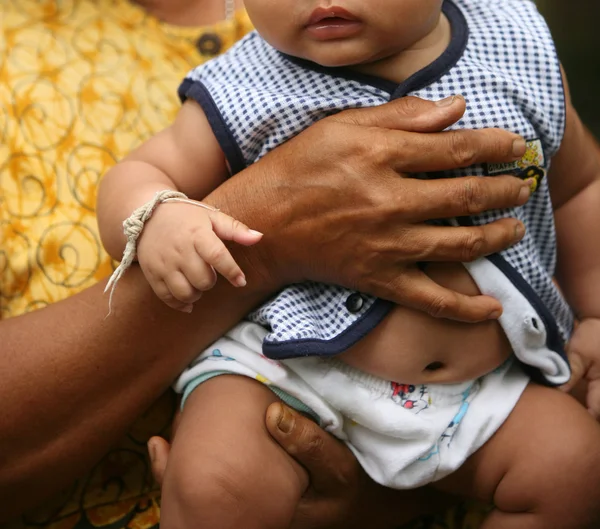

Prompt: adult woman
xmin=0 ymin=0 xmax=532 ymax=527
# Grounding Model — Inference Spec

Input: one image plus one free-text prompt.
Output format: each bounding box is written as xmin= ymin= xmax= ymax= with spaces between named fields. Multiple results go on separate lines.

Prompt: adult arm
xmin=0 ymin=95 xmax=530 ymax=520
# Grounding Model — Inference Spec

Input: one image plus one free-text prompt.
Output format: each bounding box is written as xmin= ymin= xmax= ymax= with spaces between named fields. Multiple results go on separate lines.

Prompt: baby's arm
xmin=97 ymin=100 xmax=262 ymax=310
xmin=548 ymin=68 xmax=600 ymax=414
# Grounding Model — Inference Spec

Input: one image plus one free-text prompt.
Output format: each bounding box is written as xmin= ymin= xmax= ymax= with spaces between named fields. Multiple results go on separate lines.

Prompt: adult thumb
xmin=147 ymin=436 xmax=171 ymax=486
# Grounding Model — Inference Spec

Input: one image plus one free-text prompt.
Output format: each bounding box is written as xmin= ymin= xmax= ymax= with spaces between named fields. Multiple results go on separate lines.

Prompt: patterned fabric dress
xmin=1 ymin=0 xmax=489 ymax=527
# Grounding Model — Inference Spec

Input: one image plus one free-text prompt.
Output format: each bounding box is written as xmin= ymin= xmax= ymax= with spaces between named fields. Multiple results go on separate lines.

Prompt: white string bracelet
xmin=104 ymin=190 xmax=219 ymax=314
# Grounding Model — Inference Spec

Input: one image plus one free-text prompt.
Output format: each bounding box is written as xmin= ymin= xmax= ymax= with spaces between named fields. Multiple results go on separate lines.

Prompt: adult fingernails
xmin=183 ymin=305 xmax=193 ymax=313
xmin=435 ymin=95 xmax=456 ymax=107
xmin=248 ymin=229 xmax=263 ymax=237
xmin=512 ymin=137 xmax=527 ymax=157
xmin=517 ymin=185 xmax=531 ymax=204
xmin=514 ymin=222 xmax=525 ymax=240
xmin=277 ymin=405 xmax=295 ymax=434
xmin=235 ymin=274 xmax=247 ymax=287
xmin=147 ymin=440 xmax=156 ymax=463
xmin=524 ymin=177 xmax=537 ymax=193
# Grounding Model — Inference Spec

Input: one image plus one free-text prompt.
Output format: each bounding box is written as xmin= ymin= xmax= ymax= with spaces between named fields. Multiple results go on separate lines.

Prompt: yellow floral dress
xmin=0 ymin=1 xmax=487 ymax=527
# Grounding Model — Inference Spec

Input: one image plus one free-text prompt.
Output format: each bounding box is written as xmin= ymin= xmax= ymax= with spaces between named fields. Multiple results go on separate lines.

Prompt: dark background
xmin=538 ymin=0 xmax=600 ymax=136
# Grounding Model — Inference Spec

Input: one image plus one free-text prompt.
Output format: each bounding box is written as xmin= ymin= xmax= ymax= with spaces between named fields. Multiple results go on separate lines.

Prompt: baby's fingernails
xmin=248 ymin=229 xmax=263 ymax=237
xmin=235 ymin=274 xmax=247 ymax=287
xmin=182 ymin=305 xmax=193 ymax=313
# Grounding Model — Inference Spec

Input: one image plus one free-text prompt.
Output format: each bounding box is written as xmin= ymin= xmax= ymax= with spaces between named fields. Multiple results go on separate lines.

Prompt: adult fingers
xmin=368 ymin=267 xmax=502 ymax=322
xmin=209 ymin=210 xmax=263 ymax=246
xmin=193 ymin=233 xmax=246 ymax=287
xmin=333 ymin=94 xmax=467 ymax=133
xmin=393 ymin=175 xmax=531 ymax=223
xmin=265 ymin=402 xmax=359 ymax=494
xmin=147 ymin=436 xmax=171 ymax=487
xmin=383 ymin=127 xmax=527 ymax=173
xmin=402 ymin=219 xmax=525 ymax=262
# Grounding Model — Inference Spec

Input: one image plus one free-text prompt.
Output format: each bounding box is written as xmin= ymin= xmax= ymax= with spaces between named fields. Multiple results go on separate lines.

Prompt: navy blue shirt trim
xmin=455 ymin=211 xmax=569 ymax=386
xmin=485 ymin=253 xmax=569 ymax=386
xmin=178 ymin=79 xmax=247 ymax=176
xmin=279 ymin=0 xmax=469 ymax=98
xmin=392 ymin=0 xmax=468 ymax=99
xmin=262 ymin=298 xmax=394 ymax=360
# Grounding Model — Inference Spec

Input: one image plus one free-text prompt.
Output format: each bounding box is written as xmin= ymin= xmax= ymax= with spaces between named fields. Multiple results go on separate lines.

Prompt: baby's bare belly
xmin=339 ymin=262 xmax=512 ymax=384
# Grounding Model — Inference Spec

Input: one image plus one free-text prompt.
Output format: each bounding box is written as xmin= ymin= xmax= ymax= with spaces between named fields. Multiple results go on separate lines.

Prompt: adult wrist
xmin=205 ymin=167 xmax=300 ymax=292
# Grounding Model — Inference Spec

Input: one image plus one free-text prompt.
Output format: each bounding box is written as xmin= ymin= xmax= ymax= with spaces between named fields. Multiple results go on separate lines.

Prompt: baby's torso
xmin=339 ymin=263 xmax=513 ymax=384
xmin=180 ymin=0 xmax=572 ymax=386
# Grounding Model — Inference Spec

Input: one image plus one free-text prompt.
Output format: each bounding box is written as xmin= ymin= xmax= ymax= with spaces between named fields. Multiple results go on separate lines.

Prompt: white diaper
xmin=174 ymin=321 xmax=530 ymax=489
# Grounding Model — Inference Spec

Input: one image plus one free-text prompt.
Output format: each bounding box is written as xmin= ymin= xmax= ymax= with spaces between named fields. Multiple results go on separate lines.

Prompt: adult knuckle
xmin=449 ymin=131 xmax=478 ymax=168
xmin=425 ymin=295 xmax=451 ymax=318
xmin=458 ymin=178 xmax=487 ymax=215
xmin=303 ymin=432 xmax=326 ymax=460
xmin=393 ymin=96 xmax=421 ymax=117
xmin=461 ymin=228 xmax=486 ymax=261
xmin=364 ymin=136 xmax=390 ymax=165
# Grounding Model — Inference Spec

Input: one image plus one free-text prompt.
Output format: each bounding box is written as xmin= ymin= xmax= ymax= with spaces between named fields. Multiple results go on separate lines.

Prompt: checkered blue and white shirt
xmin=179 ymin=0 xmax=572 ymax=385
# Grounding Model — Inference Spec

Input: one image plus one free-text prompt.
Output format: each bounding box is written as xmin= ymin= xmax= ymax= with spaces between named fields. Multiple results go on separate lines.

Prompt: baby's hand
xmin=136 ymin=202 xmax=262 ymax=312
xmin=561 ymin=318 xmax=600 ymax=420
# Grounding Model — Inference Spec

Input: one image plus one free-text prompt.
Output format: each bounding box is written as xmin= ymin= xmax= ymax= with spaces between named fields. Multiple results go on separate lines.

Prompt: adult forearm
xmin=0 ymin=95 xmax=532 ymax=519
xmin=0 ymin=269 xmax=268 ymax=520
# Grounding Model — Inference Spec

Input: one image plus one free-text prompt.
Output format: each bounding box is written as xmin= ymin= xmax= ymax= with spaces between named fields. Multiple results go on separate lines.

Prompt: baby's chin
xmin=294 ymin=43 xmax=382 ymax=69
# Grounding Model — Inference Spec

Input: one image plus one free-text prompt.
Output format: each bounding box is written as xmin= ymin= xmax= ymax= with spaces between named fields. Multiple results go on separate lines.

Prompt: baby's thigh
xmin=161 ymin=375 xmax=308 ymax=529
xmin=436 ymin=384 xmax=600 ymax=526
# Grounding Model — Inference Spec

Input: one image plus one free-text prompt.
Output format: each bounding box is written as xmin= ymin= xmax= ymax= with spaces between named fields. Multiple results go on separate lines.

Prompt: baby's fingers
xmin=194 ymin=232 xmax=247 ymax=287
xmin=150 ymin=276 xmax=197 ymax=313
xmin=209 ymin=210 xmax=263 ymax=246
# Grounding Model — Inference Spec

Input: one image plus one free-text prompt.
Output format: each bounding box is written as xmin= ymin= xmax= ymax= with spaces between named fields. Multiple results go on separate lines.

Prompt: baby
xmin=97 ymin=0 xmax=600 ymax=528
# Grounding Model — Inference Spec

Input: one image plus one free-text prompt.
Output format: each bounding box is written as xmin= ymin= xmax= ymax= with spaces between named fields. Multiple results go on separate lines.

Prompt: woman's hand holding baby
xmin=136 ymin=202 xmax=263 ymax=312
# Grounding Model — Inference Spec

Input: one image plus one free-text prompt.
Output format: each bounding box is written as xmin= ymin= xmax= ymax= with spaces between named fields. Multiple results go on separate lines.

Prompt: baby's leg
xmin=435 ymin=384 xmax=600 ymax=529
xmin=160 ymin=375 xmax=309 ymax=529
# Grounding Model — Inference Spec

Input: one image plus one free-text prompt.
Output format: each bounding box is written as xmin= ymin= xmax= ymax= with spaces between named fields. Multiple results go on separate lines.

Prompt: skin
xmin=141 ymin=2 xmax=600 ymax=528
xmin=153 ymin=378 xmax=600 ymax=529
xmin=241 ymin=0 xmax=600 ymax=392
xmin=1 ymin=96 xmax=533 ymax=523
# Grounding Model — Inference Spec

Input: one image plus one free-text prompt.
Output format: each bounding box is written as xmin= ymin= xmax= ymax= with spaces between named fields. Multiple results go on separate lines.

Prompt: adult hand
xmin=213 ymin=95 xmax=531 ymax=322
xmin=147 ymin=403 xmax=455 ymax=529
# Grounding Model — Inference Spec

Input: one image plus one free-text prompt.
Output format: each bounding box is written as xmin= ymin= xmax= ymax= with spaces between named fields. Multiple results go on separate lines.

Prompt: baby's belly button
xmin=340 ymin=322 xmax=512 ymax=384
